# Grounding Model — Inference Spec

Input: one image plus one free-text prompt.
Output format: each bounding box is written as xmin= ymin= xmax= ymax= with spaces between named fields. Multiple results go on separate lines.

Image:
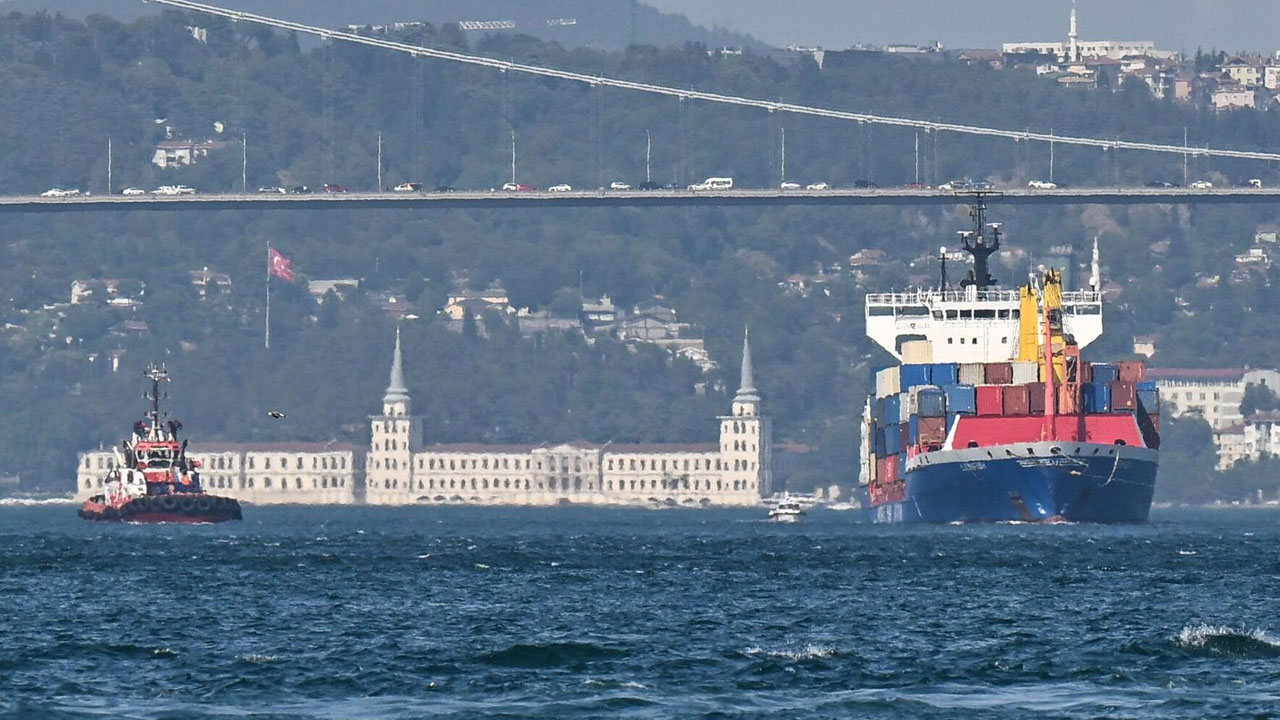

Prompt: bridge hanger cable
xmin=143 ymin=0 xmax=1280 ymax=163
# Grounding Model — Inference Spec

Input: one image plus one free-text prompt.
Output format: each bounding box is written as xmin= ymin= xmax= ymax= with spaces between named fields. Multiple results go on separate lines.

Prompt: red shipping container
xmin=877 ymin=456 xmax=899 ymax=484
xmin=1074 ymin=360 xmax=1092 ymax=384
xmin=1027 ymin=382 xmax=1046 ymax=414
xmin=899 ymin=423 xmax=910 ymax=452
xmin=1003 ymin=384 xmax=1031 ymax=415
xmin=976 ymin=386 xmax=1004 ymax=416
xmin=1058 ymin=385 xmax=1081 ymax=414
xmin=984 ymin=362 xmax=1014 ymax=385
xmin=1117 ymin=361 xmax=1146 ymax=383
xmin=917 ymin=416 xmax=946 ymax=444
xmin=1111 ymin=381 xmax=1138 ymax=411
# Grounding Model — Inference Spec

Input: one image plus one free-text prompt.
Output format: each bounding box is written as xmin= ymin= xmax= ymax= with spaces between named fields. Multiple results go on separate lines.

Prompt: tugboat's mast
xmin=143 ymin=363 xmax=169 ymax=435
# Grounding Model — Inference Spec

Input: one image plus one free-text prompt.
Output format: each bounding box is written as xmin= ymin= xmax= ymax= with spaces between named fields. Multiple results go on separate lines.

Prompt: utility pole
xmin=241 ymin=131 xmax=247 ymax=193
xmin=107 ymin=137 xmax=112 ymax=195
xmin=1049 ymin=128 xmax=1055 ymax=183
xmin=511 ymin=131 xmax=517 ymax=184
xmin=1183 ymin=126 xmax=1188 ymax=186
xmin=377 ymin=132 xmax=383 ymax=190
xmin=914 ymin=130 xmax=919 ymax=185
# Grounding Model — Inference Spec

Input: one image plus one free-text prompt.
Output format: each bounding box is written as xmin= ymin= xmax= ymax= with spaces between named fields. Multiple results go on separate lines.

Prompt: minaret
xmin=1090 ymin=236 xmax=1100 ymax=292
xmin=368 ymin=327 xmax=420 ymax=504
xmin=720 ymin=327 xmax=773 ymax=501
xmin=1067 ymin=0 xmax=1080 ymax=63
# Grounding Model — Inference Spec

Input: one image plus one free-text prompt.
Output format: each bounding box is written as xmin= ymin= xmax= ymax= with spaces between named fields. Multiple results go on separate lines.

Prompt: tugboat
xmin=79 ymin=364 xmax=241 ymax=523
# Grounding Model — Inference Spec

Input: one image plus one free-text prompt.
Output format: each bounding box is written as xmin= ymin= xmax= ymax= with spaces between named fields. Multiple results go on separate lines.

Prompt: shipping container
xmin=958 ymin=362 xmax=986 ymax=386
xmin=1083 ymin=382 xmax=1112 ymax=413
xmin=1012 ymin=361 xmax=1039 ymax=384
xmin=1076 ymin=360 xmax=1093 ymax=384
xmin=875 ymin=365 xmax=901 ymax=399
xmin=900 ymin=364 xmax=933 ymax=390
xmin=1091 ymin=363 xmax=1119 ymax=384
xmin=1117 ymin=361 xmax=1146 ymax=384
xmin=944 ymin=384 xmax=977 ymax=414
xmin=873 ymin=425 xmax=888 ymax=457
xmin=915 ymin=388 xmax=947 ymax=418
xmin=976 ymin=385 xmax=1004 ymax=416
xmin=1058 ymin=384 xmax=1081 ymax=414
xmin=1110 ymin=381 xmax=1138 ymax=411
xmin=884 ymin=424 xmax=901 ymax=455
xmin=899 ymin=394 xmax=911 ymax=423
xmin=876 ymin=455 xmax=898 ymax=484
xmin=1027 ymin=382 xmax=1046 ymax=415
xmin=884 ymin=395 xmax=901 ymax=426
xmin=1137 ymin=389 xmax=1159 ymax=414
xmin=899 ymin=423 xmax=910 ymax=453
xmin=901 ymin=340 xmax=934 ymax=364
xmin=930 ymin=363 xmax=959 ymax=386
xmin=867 ymin=452 xmax=878 ymax=482
xmin=908 ymin=415 xmax=920 ymax=444
xmin=1136 ymin=380 xmax=1157 ymax=392
xmin=984 ymin=362 xmax=1014 ymax=385
xmin=898 ymin=453 xmax=908 ymax=475
xmin=1003 ymin=384 xmax=1031 ymax=415
xmin=917 ymin=416 xmax=947 ymax=445
xmin=872 ymin=397 xmax=886 ymax=425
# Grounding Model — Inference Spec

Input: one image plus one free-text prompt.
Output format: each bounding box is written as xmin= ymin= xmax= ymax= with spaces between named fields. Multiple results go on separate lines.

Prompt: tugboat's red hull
xmin=79 ymin=494 xmax=241 ymax=524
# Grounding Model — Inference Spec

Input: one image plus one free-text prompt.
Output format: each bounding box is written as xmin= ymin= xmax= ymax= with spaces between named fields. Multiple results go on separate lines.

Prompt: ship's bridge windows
xmin=959 ymin=309 xmax=973 ymax=319
xmin=998 ymin=309 xmax=1011 ymax=319
xmin=946 ymin=310 xmax=958 ymax=319
xmin=933 ymin=311 xmax=944 ymax=320
xmin=869 ymin=306 xmax=894 ymax=316
xmin=974 ymin=309 xmax=995 ymax=319
xmin=897 ymin=305 xmax=929 ymax=316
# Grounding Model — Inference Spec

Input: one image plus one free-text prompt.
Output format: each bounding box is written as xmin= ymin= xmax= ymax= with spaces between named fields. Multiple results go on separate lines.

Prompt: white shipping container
xmin=901 ymin=339 xmax=934 ymax=364
xmin=898 ymin=391 xmax=911 ymax=423
xmin=1012 ymin=361 xmax=1039 ymax=384
xmin=875 ymin=366 xmax=901 ymax=399
xmin=958 ymin=363 xmax=985 ymax=386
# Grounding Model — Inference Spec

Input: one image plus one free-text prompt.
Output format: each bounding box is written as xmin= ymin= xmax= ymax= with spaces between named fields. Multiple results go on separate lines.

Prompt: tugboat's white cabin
xmin=865 ymin=286 xmax=1102 ymax=363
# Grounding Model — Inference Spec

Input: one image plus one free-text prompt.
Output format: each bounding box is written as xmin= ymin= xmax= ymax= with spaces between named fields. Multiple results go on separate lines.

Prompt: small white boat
xmin=769 ymin=498 xmax=805 ymax=523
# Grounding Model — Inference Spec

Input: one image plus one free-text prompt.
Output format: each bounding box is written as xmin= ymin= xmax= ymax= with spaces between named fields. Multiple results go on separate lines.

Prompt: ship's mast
xmin=143 ymin=363 xmax=169 ymax=435
xmin=957 ymin=191 xmax=1002 ymax=290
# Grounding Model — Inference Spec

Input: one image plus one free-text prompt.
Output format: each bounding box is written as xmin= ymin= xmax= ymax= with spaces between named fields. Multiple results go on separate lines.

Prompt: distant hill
xmin=0 ymin=0 xmax=764 ymax=51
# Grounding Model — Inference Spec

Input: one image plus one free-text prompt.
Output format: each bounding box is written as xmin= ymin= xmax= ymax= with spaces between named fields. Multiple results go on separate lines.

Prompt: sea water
xmin=3 ymin=505 xmax=1279 ymax=719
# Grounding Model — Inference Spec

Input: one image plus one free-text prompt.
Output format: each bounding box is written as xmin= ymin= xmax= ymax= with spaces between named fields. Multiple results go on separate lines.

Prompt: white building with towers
xmin=1002 ymin=1 xmax=1173 ymax=62
xmin=364 ymin=327 xmax=772 ymax=507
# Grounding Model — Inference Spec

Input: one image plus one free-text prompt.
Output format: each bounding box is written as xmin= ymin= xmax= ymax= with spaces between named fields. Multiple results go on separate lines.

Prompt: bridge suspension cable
xmin=144 ymin=0 xmax=1280 ymax=163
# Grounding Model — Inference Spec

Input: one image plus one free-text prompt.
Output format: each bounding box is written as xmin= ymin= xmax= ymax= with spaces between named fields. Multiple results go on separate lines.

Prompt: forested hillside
xmin=2 ymin=10 xmax=1280 ymax=499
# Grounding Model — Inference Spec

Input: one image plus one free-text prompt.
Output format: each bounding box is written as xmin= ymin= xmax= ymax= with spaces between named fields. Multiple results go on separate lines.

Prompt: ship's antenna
xmin=956 ymin=191 xmax=1003 ymax=290
xmin=938 ymin=245 xmax=950 ymax=291
xmin=143 ymin=363 xmax=170 ymax=432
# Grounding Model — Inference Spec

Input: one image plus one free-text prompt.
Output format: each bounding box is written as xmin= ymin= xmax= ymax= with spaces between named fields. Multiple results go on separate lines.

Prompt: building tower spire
xmin=1067 ymin=0 xmax=1080 ymax=63
xmin=735 ymin=326 xmax=760 ymax=404
xmin=383 ymin=326 xmax=410 ymax=410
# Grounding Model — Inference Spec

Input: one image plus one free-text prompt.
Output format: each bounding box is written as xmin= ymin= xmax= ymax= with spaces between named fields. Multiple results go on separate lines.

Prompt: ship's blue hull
xmin=858 ymin=442 xmax=1158 ymax=524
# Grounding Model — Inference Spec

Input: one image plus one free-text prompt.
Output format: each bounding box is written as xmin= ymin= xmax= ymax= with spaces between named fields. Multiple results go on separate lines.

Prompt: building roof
xmin=1246 ymin=411 xmax=1280 ymax=424
xmin=189 ymin=442 xmax=364 ymax=453
xmin=383 ymin=327 xmax=409 ymax=405
xmin=607 ymin=443 xmax=719 ymax=454
xmin=423 ymin=443 xmax=543 ymax=454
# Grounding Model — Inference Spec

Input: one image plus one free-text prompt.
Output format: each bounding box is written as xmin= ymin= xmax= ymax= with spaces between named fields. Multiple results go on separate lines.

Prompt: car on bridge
xmin=689 ymin=177 xmax=733 ymax=191
xmin=291 ymin=185 xmax=312 ymax=194
xmin=1028 ymin=180 xmax=1057 ymax=189
xmin=549 ymin=184 xmax=573 ymax=192
xmin=257 ymin=186 xmax=287 ymax=194
xmin=853 ymin=180 xmax=879 ymax=189
xmin=323 ymin=183 xmax=348 ymax=193
xmin=121 ymin=187 xmax=146 ymax=196
xmin=502 ymin=182 xmax=537 ymax=192
xmin=609 ymin=181 xmax=631 ymax=190
xmin=806 ymin=182 xmax=830 ymax=190
xmin=393 ymin=182 xmax=422 ymax=192
xmin=152 ymin=185 xmax=195 ymax=195
xmin=937 ymin=179 xmax=970 ymax=190
xmin=434 ymin=184 xmax=456 ymax=192
xmin=1189 ymin=180 xmax=1213 ymax=189
xmin=780 ymin=182 xmax=801 ymax=190
xmin=638 ymin=181 xmax=660 ymax=191
xmin=1144 ymin=181 xmax=1176 ymax=188
xmin=40 ymin=188 xmax=80 ymax=198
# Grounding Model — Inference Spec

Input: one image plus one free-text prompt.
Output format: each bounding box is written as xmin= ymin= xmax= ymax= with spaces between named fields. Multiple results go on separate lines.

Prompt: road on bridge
xmin=8 ymin=187 xmax=1280 ymax=212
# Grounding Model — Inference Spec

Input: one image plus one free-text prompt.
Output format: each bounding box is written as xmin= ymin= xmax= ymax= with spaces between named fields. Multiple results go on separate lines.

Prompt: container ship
xmin=78 ymin=364 xmax=241 ymax=523
xmin=855 ymin=195 xmax=1158 ymax=523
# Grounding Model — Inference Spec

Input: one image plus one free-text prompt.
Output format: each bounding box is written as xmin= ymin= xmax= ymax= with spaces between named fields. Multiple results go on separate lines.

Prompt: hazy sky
xmin=644 ymin=1 xmax=1280 ymax=54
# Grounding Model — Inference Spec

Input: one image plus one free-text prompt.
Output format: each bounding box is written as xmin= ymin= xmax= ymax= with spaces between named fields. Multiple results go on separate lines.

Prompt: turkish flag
xmin=268 ymin=247 xmax=295 ymax=282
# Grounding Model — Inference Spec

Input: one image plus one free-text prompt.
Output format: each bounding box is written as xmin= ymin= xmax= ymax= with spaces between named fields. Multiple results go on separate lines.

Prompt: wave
xmin=481 ymin=641 xmax=624 ymax=668
xmin=1173 ymin=624 xmax=1280 ymax=658
xmin=0 ymin=491 xmax=74 ymax=504
xmin=744 ymin=643 xmax=836 ymax=661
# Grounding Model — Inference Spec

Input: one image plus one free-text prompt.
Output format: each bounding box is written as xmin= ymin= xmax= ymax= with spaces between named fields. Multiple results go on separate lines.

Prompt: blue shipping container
xmin=873 ymin=426 xmax=887 ymax=457
xmin=884 ymin=424 xmax=902 ymax=455
xmin=930 ymin=363 xmax=959 ymax=386
xmin=898 ymin=453 xmax=908 ymax=475
xmin=872 ymin=398 xmax=886 ymax=425
xmin=1136 ymin=380 xmax=1157 ymax=392
xmin=1092 ymin=363 xmax=1120 ymax=384
xmin=916 ymin=389 xmax=947 ymax=418
xmin=1137 ymin=389 xmax=1159 ymax=412
xmin=944 ymin=384 xmax=977 ymax=414
xmin=885 ymin=395 xmax=902 ymax=425
xmin=1084 ymin=382 xmax=1112 ymax=413
xmin=900 ymin=364 xmax=933 ymax=390
xmin=908 ymin=416 xmax=920 ymax=444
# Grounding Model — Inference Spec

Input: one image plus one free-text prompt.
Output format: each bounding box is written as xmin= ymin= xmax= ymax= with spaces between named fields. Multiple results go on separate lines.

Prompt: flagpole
xmin=265 ymin=241 xmax=271 ymax=350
